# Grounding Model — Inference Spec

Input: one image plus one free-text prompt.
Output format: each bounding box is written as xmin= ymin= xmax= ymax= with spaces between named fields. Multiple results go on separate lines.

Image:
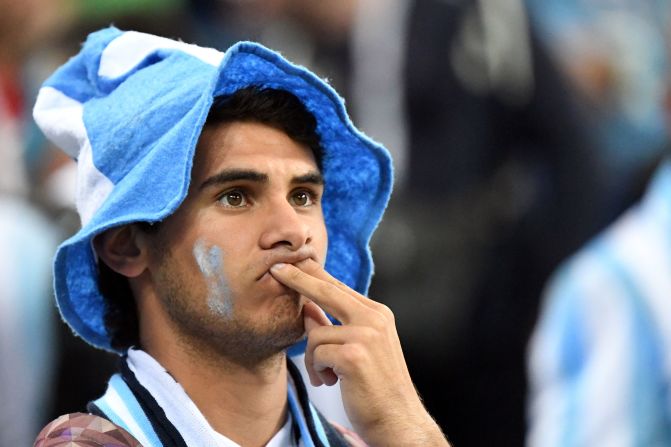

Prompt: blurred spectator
xmin=528 ymin=154 xmax=671 ymax=446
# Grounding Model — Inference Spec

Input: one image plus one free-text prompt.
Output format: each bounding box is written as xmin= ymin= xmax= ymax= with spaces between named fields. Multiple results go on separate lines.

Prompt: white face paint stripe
xmin=99 ymin=31 xmax=225 ymax=79
xmin=76 ymin=138 xmax=114 ymax=226
xmin=33 ymin=87 xmax=86 ymax=158
xmin=193 ymin=239 xmax=234 ymax=319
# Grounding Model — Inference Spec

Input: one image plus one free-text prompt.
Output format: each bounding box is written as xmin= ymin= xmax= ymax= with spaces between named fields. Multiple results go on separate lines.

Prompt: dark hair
xmin=100 ymin=87 xmax=323 ymax=351
xmin=206 ymin=86 xmax=323 ymax=170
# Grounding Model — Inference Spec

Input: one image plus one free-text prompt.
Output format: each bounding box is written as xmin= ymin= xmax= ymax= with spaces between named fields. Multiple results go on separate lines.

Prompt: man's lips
xmin=255 ymin=247 xmax=318 ymax=281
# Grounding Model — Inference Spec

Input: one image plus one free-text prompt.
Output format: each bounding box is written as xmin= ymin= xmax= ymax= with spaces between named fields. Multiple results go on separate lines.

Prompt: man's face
xmin=144 ymin=121 xmax=328 ymax=365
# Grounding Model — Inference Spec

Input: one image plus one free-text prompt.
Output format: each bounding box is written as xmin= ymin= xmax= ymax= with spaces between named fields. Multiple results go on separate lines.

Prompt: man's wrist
xmin=361 ymin=406 xmax=450 ymax=447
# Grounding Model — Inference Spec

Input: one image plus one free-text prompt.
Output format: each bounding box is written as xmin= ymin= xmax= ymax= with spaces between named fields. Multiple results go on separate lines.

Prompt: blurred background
xmin=1 ymin=0 xmax=669 ymax=446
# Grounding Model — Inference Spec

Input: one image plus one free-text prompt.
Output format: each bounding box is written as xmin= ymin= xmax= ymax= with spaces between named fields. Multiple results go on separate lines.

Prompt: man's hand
xmin=270 ymin=259 xmax=449 ymax=447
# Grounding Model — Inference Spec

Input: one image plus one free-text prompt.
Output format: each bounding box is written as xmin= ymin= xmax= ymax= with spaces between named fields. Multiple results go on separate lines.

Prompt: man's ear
xmin=93 ymin=224 xmax=148 ymax=278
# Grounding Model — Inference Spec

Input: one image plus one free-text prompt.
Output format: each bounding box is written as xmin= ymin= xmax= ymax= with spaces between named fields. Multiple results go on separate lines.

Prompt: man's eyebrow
xmin=292 ymin=172 xmax=324 ymax=185
xmin=199 ymin=169 xmax=269 ymax=190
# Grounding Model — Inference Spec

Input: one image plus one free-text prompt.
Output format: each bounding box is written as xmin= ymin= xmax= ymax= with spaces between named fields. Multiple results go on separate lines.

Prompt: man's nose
xmin=258 ymin=199 xmax=312 ymax=250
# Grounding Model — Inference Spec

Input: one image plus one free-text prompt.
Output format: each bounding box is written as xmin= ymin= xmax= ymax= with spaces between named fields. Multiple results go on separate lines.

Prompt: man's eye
xmin=290 ymin=190 xmax=316 ymax=207
xmin=219 ymin=190 xmax=247 ymax=207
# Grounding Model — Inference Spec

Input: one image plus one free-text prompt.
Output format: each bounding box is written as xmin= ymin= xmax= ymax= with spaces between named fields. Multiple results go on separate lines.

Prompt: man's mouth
xmin=255 ymin=247 xmax=318 ymax=281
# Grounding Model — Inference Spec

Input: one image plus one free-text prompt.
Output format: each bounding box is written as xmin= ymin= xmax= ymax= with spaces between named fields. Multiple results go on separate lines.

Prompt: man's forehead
xmin=192 ymin=121 xmax=320 ymax=180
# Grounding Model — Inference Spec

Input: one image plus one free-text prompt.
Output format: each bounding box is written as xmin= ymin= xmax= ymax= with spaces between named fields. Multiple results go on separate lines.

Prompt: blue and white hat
xmin=33 ymin=27 xmax=393 ymax=353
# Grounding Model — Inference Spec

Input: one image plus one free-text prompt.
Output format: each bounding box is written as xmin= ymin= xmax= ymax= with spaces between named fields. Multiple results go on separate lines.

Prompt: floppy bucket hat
xmin=34 ymin=27 xmax=393 ymax=353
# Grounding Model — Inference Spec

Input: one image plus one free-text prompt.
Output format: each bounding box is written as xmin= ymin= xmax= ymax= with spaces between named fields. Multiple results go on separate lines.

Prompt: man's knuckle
xmin=342 ymin=344 xmax=364 ymax=366
xmin=369 ymin=312 xmax=388 ymax=331
xmin=380 ymin=304 xmax=395 ymax=322
xmin=307 ymin=327 xmax=327 ymax=347
xmin=371 ymin=302 xmax=392 ymax=317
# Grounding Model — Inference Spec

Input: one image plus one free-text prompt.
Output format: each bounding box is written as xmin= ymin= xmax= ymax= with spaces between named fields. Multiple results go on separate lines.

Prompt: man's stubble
xmin=151 ymin=247 xmax=306 ymax=370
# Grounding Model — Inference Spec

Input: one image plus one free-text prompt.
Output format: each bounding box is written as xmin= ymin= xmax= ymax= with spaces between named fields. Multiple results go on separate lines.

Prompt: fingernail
xmin=270 ymin=263 xmax=287 ymax=272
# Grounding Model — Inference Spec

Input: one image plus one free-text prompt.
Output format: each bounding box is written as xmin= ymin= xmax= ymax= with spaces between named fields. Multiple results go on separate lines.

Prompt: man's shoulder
xmin=34 ymin=412 xmax=142 ymax=447
xmin=545 ymin=202 xmax=669 ymax=308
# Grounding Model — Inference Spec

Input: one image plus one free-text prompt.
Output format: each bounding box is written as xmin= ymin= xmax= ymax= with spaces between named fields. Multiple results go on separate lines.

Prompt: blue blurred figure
xmin=527 ymin=1 xmax=671 ymax=445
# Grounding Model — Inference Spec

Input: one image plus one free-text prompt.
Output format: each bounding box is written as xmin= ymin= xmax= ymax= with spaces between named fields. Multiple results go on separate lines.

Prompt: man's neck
xmin=144 ymin=338 xmax=290 ymax=447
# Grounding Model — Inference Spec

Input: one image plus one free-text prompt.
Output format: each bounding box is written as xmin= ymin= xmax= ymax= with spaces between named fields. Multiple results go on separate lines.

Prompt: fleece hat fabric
xmin=33 ymin=27 xmax=393 ymax=353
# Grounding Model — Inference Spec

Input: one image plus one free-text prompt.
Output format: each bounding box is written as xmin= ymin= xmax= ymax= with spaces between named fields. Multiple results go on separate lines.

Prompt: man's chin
xmin=181 ymin=322 xmax=302 ymax=369
xmin=169 ymin=293 xmax=305 ymax=367
xmin=267 ymin=315 xmax=306 ymax=348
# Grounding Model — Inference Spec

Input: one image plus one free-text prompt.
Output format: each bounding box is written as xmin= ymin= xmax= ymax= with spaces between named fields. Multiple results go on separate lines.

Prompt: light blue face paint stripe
xmin=96 ymin=374 xmax=163 ymax=447
xmin=592 ymin=242 xmax=671 ymax=446
xmin=287 ymin=384 xmax=322 ymax=447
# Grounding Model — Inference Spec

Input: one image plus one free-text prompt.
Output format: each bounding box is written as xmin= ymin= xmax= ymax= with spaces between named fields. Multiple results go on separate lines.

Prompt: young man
xmin=32 ymin=28 xmax=448 ymax=446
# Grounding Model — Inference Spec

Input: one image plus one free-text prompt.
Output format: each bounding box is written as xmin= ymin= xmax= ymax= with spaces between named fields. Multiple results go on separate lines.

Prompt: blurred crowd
xmin=1 ymin=0 xmax=669 ymax=446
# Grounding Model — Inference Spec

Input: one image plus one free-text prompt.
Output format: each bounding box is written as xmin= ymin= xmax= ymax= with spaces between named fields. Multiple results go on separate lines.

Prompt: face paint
xmin=192 ymin=238 xmax=233 ymax=319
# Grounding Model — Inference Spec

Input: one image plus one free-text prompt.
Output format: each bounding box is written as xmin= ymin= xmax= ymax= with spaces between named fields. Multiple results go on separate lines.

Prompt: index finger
xmin=293 ymin=259 xmax=376 ymax=309
xmin=270 ymin=263 xmax=367 ymax=324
